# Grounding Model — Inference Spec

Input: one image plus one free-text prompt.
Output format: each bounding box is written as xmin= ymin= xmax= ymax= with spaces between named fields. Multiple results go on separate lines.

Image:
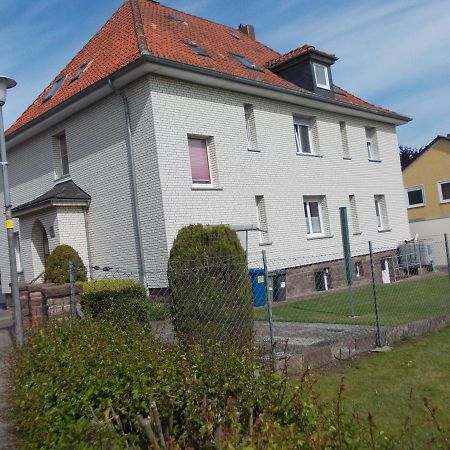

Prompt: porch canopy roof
xmin=12 ymin=180 xmax=91 ymax=217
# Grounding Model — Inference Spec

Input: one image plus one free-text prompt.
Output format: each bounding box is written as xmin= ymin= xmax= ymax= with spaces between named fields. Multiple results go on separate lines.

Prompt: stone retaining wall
xmin=19 ymin=283 xmax=82 ymax=330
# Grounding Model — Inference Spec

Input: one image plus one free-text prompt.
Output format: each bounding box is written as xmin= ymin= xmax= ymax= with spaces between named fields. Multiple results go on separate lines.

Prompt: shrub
xmin=80 ymin=279 xmax=169 ymax=325
xmin=8 ymin=319 xmax=402 ymax=449
xmin=168 ymin=224 xmax=253 ymax=346
xmin=44 ymin=244 xmax=87 ymax=284
xmin=8 ymin=319 xmax=440 ymax=450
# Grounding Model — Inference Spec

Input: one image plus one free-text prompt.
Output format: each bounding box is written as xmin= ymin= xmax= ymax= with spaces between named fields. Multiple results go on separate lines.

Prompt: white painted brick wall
xmin=149 ymin=75 xmax=411 ymax=269
xmin=0 ymin=72 xmax=412 ymax=289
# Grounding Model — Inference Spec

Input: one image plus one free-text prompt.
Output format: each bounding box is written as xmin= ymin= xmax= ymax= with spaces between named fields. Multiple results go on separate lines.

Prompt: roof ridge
xmin=142 ymin=0 xmax=281 ymax=57
xmin=130 ymin=0 xmax=151 ymax=55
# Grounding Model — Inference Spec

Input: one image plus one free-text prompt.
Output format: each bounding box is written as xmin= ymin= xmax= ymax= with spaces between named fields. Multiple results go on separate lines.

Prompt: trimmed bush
xmin=8 ymin=319 xmax=400 ymax=449
xmin=44 ymin=244 xmax=87 ymax=284
xmin=168 ymin=224 xmax=253 ymax=346
xmin=80 ymin=279 xmax=169 ymax=324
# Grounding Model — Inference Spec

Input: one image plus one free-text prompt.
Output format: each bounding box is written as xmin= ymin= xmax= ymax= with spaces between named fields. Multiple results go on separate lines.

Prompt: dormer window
xmin=313 ymin=63 xmax=330 ymax=90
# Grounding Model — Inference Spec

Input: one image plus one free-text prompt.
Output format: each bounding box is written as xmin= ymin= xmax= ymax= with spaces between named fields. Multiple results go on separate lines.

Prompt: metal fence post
xmin=445 ymin=234 xmax=450 ymax=284
xmin=68 ymin=261 xmax=76 ymax=317
xmin=262 ymin=250 xmax=276 ymax=370
xmin=369 ymin=241 xmax=383 ymax=347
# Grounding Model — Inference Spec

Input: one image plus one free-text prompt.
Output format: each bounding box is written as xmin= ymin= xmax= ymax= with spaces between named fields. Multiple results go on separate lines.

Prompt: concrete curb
xmin=285 ymin=313 xmax=450 ymax=372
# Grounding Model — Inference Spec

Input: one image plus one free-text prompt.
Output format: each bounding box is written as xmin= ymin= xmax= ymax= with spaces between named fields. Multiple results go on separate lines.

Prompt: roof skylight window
xmin=187 ymin=41 xmax=209 ymax=57
xmin=168 ymin=14 xmax=187 ymax=25
xmin=70 ymin=61 xmax=90 ymax=83
xmin=43 ymin=75 xmax=66 ymax=103
xmin=230 ymin=32 xmax=241 ymax=40
xmin=230 ymin=53 xmax=261 ymax=71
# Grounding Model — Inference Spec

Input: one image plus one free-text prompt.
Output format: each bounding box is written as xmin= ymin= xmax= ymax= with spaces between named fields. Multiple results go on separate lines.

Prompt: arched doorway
xmin=31 ymin=220 xmax=50 ymax=277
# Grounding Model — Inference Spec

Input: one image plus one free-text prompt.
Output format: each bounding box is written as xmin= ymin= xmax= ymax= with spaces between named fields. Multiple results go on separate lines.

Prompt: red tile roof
xmin=6 ymin=0 xmax=406 ymax=137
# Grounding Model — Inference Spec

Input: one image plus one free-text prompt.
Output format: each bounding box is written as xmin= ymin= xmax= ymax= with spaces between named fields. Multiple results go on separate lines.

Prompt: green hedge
xmin=44 ymin=244 xmax=87 ymax=284
xmin=168 ymin=224 xmax=253 ymax=347
xmin=7 ymin=318 xmax=406 ymax=449
xmin=80 ymin=279 xmax=169 ymax=324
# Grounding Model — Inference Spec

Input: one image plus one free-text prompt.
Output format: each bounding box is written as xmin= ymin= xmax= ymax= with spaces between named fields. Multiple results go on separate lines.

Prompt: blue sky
xmin=2 ymin=0 xmax=450 ymax=147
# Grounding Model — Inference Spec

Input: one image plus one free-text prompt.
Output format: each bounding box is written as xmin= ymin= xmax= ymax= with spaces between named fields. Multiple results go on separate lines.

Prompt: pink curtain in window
xmin=188 ymin=138 xmax=210 ymax=183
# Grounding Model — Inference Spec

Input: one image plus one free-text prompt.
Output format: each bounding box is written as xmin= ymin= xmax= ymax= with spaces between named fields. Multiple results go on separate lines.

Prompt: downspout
xmin=108 ymin=79 xmax=146 ymax=284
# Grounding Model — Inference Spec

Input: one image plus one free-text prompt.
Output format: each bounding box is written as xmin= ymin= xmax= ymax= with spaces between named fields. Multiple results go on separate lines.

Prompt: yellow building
xmin=402 ymin=135 xmax=450 ymax=265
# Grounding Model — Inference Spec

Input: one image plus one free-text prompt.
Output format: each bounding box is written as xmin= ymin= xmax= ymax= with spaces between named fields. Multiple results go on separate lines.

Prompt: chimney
xmin=238 ymin=24 xmax=255 ymax=39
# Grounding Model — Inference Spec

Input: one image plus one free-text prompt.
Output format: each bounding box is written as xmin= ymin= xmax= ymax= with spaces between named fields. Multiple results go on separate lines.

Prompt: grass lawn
xmin=309 ymin=326 xmax=450 ymax=446
xmin=254 ymin=274 xmax=450 ymax=326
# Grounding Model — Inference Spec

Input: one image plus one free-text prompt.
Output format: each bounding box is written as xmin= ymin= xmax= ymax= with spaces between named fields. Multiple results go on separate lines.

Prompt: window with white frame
xmin=294 ymin=118 xmax=315 ymax=155
xmin=244 ymin=104 xmax=258 ymax=151
xmin=406 ymin=185 xmax=425 ymax=208
xmin=255 ymin=195 xmax=270 ymax=244
xmin=188 ymin=137 xmax=212 ymax=185
xmin=339 ymin=121 xmax=350 ymax=158
xmin=349 ymin=195 xmax=360 ymax=234
xmin=304 ymin=197 xmax=326 ymax=236
xmin=53 ymin=132 xmax=70 ymax=180
xmin=374 ymin=195 xmax=389 ymax=231
xmin=438 ymin=180 xmax=450 ymax=203
xmin=312 ymin=63 xmax=330 ymax=90
xmin=365 ymin=127 xmax=379 ymax=160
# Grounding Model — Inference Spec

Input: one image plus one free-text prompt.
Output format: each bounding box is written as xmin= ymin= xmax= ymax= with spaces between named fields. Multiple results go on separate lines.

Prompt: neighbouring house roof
xmin=12 ymin=180 xmax=91 ymax=216
xmin=6 ymin=0 xmax=409 ymax=139
xmin=402 ymin=135 xmax=450 ymax=172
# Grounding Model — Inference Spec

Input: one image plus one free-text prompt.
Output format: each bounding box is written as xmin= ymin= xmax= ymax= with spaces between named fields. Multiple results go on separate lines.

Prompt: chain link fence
xmin=67 ymin=234 xmax=450 ymax=355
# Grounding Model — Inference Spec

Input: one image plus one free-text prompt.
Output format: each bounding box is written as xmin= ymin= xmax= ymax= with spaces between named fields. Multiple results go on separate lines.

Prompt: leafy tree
xmin=399 ymin=145 xmax=424 ymax=170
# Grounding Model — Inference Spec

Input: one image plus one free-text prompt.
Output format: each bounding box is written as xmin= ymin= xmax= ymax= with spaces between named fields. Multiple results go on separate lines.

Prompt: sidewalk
xmin=0 ymin=309 xmax=16 ymax=449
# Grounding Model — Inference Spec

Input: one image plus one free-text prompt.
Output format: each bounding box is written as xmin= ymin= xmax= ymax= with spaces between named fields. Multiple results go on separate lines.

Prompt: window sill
xmin=296 ymin=152 xmax=323 ymax=158
xmin=343 ymin=156 xmax=352 ymax=161
xmin=353 ymin=231 xmax=363 ymax=236
xmin=307 ymin=234 xmax=333 ymax=240
xmin=439 ymin=200 xmax=450 ymax=204
xmin=248 ymin=148 xmax=260 ymax=153
xmin=191 ymin=185 xmax=223 ymax=191
xmin=378 ymin=228 xmax=392 ymax=233
xmin=368 ymin=159 xmax=382 ymax=163
xmin=407 ymin=204 xmax=425 ymax=209
xmin=259 ymin=241 xmax=273 ymax=247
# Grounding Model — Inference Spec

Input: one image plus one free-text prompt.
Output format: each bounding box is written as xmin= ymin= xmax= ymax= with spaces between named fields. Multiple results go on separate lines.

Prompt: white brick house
xmin=0 ymin=0 xmax=411 ymax=296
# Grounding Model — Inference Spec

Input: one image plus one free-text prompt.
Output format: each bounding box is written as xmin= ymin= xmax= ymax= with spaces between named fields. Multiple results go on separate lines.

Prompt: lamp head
xmin=0 ymin=76 xmax=17 ymax=106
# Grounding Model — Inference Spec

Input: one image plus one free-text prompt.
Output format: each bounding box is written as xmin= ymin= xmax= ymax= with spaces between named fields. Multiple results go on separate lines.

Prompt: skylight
xmin=70 ymin=61 xmax=90 ymax=83
xmin=230 ymin=32 xmax=241 ymax=40
xmin=230 ymin=53 xmax=261 ymax=71
xmin=187 ymin=41 xmax=209 ymax=57
xmin=167 ymin=14 xmax=187 ymax=25
xmin=43 ymin=75 xmax=66 ymax=103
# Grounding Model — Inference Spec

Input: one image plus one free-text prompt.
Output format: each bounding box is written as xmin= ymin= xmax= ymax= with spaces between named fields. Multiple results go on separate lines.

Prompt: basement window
xmin=70 ymin=61 xmax=90 ymax=83
xmin=230 ymin=53 xmax=261 ymax=71
xmin=43 ymin=75 xmax=66 ymax=103
xmin=168 ymin=14 xmax=187 ymax=25
xmin=186 ymin=41 xmax=209 ymax=57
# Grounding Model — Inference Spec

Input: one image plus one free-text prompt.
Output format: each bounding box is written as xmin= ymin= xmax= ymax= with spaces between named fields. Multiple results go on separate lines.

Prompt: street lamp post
xmin=0 ymin=76 xmax=24 ymax=347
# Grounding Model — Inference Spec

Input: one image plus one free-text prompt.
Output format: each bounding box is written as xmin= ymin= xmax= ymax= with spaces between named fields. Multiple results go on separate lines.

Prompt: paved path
xmin=0 ymin=309 xmax=16 ymax=449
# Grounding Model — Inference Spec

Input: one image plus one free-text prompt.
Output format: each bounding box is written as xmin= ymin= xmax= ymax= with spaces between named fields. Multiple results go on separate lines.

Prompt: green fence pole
xmin=369 ymin=241 xmax=383 ymax=347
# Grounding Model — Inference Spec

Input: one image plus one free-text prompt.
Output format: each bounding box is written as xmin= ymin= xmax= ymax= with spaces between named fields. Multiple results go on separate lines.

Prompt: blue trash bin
xmin=249 ymin=268 xmax=266 ymax=307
